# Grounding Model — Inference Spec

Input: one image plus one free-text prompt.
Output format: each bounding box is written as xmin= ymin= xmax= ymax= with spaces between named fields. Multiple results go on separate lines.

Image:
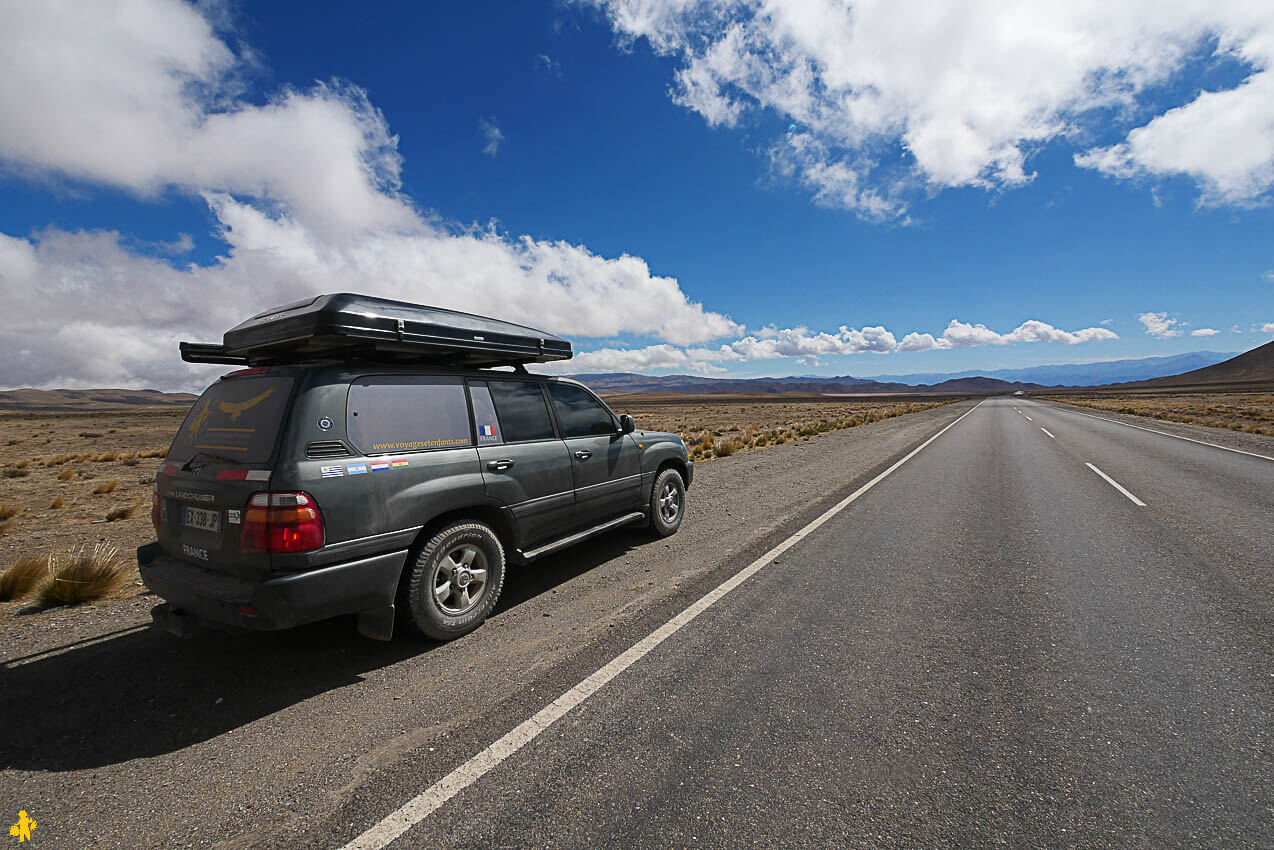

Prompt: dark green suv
xmin=139 ymin=296 xmax=692 ymax=641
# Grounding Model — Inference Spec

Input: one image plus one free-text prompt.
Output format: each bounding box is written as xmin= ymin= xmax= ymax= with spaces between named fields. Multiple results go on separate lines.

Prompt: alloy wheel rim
xmin=659 ymin=482 xmax=680 ymax=523
xmin=434 ymin=544 xmax=489 ymax=615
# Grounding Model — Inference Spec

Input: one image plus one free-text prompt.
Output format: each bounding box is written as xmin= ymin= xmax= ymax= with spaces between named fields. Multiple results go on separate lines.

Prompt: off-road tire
xmin=400 ymin=521 xmax=505 ymax=640
xmin=648 ymin=468 xmax=686 ymax=538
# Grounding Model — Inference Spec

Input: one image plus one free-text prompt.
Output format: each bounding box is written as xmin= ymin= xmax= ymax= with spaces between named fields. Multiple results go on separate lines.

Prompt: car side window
xmin=347 ymin=375 xmax=472 ymax=454
xmin=467 ymin=381 xmax=503 ymax=445
xmin=547 ymin=383 xmax=617 ymax=438
xmin=487 ymin=380 xmax=556 ymax=443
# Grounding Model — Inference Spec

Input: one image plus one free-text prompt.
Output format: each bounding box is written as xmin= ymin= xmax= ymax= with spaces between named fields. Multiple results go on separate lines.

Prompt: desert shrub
xmin=92 ymin=480 xmax=118 ymax=495
xmin=3 ymin=466 xmax=30 ymax=478
xmin=44 ymin=453 xmax=76 ymax=466
xmin=714 ymin=439 xmax=738 ymax=458
xmin=137 ymin=448 xmax=168 ymax=458
xmin=94 ymin=452 xmax=118 ymax=463
xmin=105 ymin=505 xmax=135 ymax=522
xmin=0 ymin=556 xmax=49 ymax=601
xmin=5 ymin=438 xmax=18 ymax=446
xmin=36 ymin=545 xmax=128 ymax=606
xmin=0 ymin=502 xmax=19 ymax=521
xmin=56 ymin=468 xmax=74 ymax=481
xmin=49 ymin=495 xmax=64 ymax=509
xmin=122 ymin=458 xmax=139 ymax=466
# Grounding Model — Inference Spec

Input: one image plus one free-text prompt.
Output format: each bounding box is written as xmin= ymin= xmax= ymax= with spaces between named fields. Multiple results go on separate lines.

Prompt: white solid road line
xmin=1032 ymin=401 xmax=1274 ymax=463
xmin=338 ymin=401 xmax=987 ymax=850
xmin=1086 ymin=462 xmax=1147 ymax=506
xmin=1041 ymin=428 xmax=1055 ymax=439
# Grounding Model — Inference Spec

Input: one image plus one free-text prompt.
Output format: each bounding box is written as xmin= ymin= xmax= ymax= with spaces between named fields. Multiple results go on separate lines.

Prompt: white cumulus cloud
xmin=895 ymin=319 xmax=1117 ymax=351
xmin=1137 ymin=312 xmax=1182 ymax=339
xmin=589 ymin=0 xmax=1274 ymax=217
xmin=1263 ymin=322 xmax=1274 ymax=334
xmin=0 ymin=0 xmax=740 ymax=390
xmin=1191 ymin=328 xmax=1220 ymax=336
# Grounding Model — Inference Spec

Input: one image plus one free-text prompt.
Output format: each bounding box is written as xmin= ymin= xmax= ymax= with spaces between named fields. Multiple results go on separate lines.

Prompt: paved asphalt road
xmin=5 ymin=397 xmax=1273 ymax=848
xmin=331 ymin=397 xmax=1274 ymax=849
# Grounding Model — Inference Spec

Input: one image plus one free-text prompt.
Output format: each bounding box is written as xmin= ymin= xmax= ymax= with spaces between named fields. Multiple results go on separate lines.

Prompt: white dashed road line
xmin=1086 ymin=462 xmax=1147 ymax=506
xmin=1032 ymin=402 xmax=1274 ymax=463
xmin=338 ymin=401 xmax=986 ymax=850
xmin=1040 ymin=428 xmax=1055 ymax=439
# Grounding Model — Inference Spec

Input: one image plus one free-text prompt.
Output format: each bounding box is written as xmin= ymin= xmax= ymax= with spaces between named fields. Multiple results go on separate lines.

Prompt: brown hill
xmin=1119 ymin=340 xmax=1274 ymax=389
xmin=0 ymin=388 xmax=197 ymax=410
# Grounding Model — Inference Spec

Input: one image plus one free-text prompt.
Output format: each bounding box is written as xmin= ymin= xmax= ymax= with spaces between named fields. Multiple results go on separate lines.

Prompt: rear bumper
xmin=138 ymin=542 xmax=406 ymax=633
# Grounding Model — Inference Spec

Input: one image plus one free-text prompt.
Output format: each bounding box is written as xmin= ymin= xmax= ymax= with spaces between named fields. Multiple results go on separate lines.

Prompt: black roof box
xmin=180 ymin=293 xmax=572 ymax=368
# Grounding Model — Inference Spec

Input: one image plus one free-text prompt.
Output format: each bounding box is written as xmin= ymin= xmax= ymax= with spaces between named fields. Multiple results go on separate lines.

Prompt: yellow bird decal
xmin=217 ymin=387 xmax=276 ymax=421
xmin=186 ymin=400 xmax=211 ymax=439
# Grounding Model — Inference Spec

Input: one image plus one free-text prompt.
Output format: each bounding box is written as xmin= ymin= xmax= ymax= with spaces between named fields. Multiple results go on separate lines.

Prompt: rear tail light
xmin=241 ymin=491 xmax=325 ymax=553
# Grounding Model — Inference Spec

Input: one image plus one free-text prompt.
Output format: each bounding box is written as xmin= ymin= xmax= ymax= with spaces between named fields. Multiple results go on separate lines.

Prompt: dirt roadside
xmin=0 ymin=400 xmax=975 ymax=850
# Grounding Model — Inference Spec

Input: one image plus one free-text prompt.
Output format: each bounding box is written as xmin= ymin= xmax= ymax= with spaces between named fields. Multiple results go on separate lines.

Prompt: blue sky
xmin=0 ymin=0 xmax=1272 ymax=389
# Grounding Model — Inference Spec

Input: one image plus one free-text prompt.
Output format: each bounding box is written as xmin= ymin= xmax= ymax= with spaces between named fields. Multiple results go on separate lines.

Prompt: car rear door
xmin=473 ymin=379 xmax=575 ymax=545
xmin=545 ymin=382 xmax=641 ymax=528
xmin=156 ymin=373 xmax=294 ymax=580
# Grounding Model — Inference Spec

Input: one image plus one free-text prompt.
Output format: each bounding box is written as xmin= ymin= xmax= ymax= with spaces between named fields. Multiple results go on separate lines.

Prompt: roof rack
xmin=180 ymin=293 xmax=572 ymax=369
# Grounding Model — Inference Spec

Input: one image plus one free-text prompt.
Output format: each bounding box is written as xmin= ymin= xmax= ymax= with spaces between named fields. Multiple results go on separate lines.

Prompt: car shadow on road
xmin=0 ymin=527 xmax=657 ymax=772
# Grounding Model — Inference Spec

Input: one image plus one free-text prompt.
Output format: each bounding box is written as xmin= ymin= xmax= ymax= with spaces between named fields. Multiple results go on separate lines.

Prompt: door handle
xmin=574 ymin=450 xmax=593 ymax=460
xmin=487 ymin=459 xmax=515 ymax=472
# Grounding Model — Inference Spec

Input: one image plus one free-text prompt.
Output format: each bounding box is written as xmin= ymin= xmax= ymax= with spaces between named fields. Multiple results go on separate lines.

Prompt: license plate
xmin=184 ymin=506 xmax=221 ymax=533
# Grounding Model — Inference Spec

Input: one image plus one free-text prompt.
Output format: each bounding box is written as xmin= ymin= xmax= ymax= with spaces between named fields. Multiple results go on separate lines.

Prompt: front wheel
xmin=400 ymin=521 xmax=505 ymax=640
xmin=648 ymin=468 xmax=686 ymax=537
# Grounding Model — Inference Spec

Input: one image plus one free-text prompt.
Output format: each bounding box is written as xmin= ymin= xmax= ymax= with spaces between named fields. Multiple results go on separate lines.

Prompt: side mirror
xmin=619 ymin=414 xmax=635 ymax=434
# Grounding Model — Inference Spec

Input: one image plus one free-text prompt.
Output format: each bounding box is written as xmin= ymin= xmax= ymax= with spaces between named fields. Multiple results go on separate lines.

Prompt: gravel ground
xmin=0 ymin=400 xmax=974 ymax=850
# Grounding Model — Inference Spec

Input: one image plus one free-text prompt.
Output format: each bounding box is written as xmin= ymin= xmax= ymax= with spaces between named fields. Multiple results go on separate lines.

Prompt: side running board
xmin=518 ymin=511 xmax=645 ymax=562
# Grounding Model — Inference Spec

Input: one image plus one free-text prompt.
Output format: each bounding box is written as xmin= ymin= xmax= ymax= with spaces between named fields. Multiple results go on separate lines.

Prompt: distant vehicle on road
xmin=139 ymin=294 xmax=692 ymax=641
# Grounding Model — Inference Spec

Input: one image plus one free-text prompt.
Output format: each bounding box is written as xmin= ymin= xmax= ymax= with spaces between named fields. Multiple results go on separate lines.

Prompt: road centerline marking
xmin=338 ymin=400 xmax=986 ymax=850
xmin=1086 ymin=462 xmax=1146 ymax=506
xmin=1041 ymin=428 xmax=1055 ymax=439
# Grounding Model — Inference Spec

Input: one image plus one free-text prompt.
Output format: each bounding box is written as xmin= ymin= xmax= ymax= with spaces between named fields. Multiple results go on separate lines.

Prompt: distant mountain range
xmin=1120 ymin=340 xmax=1274 ymax=389
xmin=850 ymin=351 xmax=1236 ymax=387
xmin=573 ymin=351 xmax=1240 ymax=396
xmin=0 ymin=388 xmax=198 ymax=410
xmin=2 ymin=347 xmax=1266 ymax=409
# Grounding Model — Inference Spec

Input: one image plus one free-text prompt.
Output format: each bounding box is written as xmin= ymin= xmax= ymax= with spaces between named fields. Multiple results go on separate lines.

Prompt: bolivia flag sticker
xmin=391 ymin=458 xmax=409 ymax=469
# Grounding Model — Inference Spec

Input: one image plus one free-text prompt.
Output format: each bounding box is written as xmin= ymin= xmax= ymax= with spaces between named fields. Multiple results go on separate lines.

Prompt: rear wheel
xmin=648 ymin=468 xmax=686 ymax=538
xmin=400 ymin=521 xmax=505 ymax=640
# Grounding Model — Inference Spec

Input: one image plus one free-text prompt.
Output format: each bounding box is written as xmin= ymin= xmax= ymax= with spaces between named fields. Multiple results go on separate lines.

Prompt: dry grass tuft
xmin=49 ymin=495 xmax=64 ymax=509
xmin=94 ymin=452 xmax=118 ymax=463
xmin=0 ymin=502 xmax=20 ymax=521
xmin=0 ymin=519 xmax=14 ymax=536
xmin=92 ymin=480 xmax=119 ymax=495
xmin=44 ymin=453 xmax=77 ymax=466
xmin=36 ymin=544 xmax=128 ymax=606
xmin=56 ymin=468 xmax=74 ymax=481
xmin=137 ymin=448 xmax=168 ymax=458
xmin=3 ymin=465 xmax=31 ymax=478
xmin=0 ymin=556 xmax=50 ymax=601
xmin=105 ymin=504 xmax=136 ymax=522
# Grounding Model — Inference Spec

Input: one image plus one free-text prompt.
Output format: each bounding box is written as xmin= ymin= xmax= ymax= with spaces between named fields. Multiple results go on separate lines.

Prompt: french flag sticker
xmin=479 ymin=424 xmax=497 ymax=438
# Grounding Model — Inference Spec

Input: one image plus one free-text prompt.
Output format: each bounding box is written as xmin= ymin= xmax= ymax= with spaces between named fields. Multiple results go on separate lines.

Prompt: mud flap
xmin=151 ymin=603 xmax=202 ymax=638
xmin=357 ymin=604 xmax=395 ymax=641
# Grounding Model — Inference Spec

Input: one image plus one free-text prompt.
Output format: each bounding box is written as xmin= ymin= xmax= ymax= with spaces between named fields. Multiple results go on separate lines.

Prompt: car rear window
xmin=347 ymin=375 xmax=473 ymax=454
xmin=168 ymin=376 xmax=294 ymax=465
xmin=487 ymin=380 xmax=556 ymax=442
xmin=468 ymin=381 xmax=504 ymax=445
